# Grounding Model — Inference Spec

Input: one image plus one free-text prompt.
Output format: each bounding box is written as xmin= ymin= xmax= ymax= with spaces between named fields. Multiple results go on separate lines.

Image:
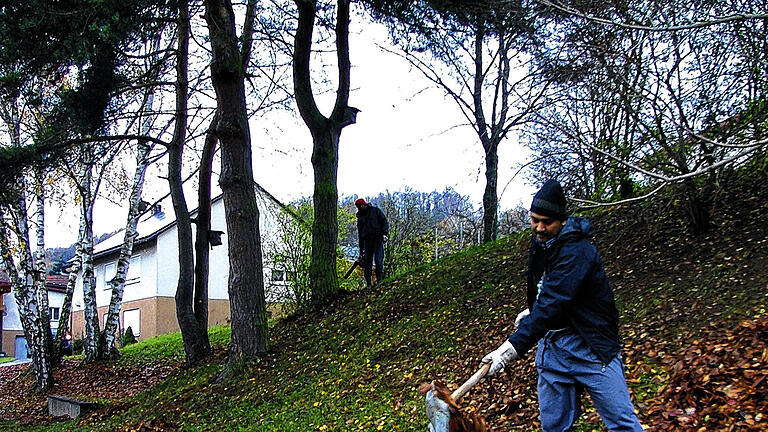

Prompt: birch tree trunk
xmin=0 ymin=97 xmax=54 ymax=389
xmin=53 ymin=215 xmax=84 ymax=362
xmin=33 ymin=169 xmax=54 ymax=361
xmin=78 ymin=150 xmax=100 ymax=363
xmin=0 ymin=198 xmax=54 ymax=390
xmin=98 ymin=137 xmax=154 ymax=359
xmin=293 ymin=0 xmax=352 ymax=306
xmin=97 ymin=38 xmax=162 ymax=358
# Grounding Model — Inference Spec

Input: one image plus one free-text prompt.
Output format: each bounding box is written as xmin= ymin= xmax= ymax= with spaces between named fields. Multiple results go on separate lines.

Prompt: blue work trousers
xmin=535 ymin=330 xmax=643 ymax=432
xmin=360 ymin=237 xmax=384 ymax=280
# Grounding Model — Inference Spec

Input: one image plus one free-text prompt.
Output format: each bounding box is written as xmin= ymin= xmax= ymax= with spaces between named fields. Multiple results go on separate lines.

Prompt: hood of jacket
xmin=556 ymin=216 xmax=593 ymax=243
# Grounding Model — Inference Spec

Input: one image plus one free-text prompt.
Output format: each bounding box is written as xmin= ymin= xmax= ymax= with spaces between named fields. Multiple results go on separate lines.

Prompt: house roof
xmin=91 ymin=204 xmax=182 ymax=259
xmin=0 ymin=269 xmax=8 ymax=294
xmin=91 ymin=183 xmax=296 ymax=261
xmin=0 ymin=274 xmax=68 ymax=293
xmin=46 ymin=274 xmax=69 ymax=293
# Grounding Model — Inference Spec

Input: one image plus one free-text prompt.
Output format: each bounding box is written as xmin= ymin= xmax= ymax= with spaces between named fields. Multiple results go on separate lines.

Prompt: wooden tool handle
xmin=451 ymin=363 xmax=490 ymax=403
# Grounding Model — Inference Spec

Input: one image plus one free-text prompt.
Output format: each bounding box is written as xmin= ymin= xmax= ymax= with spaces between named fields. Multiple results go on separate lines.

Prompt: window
xmin=103 ymin=262 xmax=116 ymax=290
xmin=270 ymin=269 xmax=285 ymax=282
xmin=123 ymin=308 xmax=141 ymax=337
xmin=126 ymin=255 xmax=141 ymax=285
xmin=49 ymin=307 xmax=60 ymax=321
xmin=103 ymin=256 xmax=141 ymax=288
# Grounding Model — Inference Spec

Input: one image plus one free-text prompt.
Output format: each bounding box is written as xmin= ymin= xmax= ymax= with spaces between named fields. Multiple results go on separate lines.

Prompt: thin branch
xmin=536 ymin=0 xmax=768 ymax=32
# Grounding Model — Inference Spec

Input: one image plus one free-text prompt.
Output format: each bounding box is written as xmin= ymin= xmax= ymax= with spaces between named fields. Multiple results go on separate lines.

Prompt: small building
xmin=70 ymin=187 xmax=293 ymax=342
xmin=1 ymin=275 xmax=69 ymax=359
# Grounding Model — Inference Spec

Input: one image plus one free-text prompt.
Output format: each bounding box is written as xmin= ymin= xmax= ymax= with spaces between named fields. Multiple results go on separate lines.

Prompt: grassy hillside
xmin=1 ymin=166 xmax=766 ymax=432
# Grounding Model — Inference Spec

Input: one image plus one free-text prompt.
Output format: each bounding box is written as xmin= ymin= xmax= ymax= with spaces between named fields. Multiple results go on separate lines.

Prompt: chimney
xmin=152 ymin=204 xmax=164 ymax=219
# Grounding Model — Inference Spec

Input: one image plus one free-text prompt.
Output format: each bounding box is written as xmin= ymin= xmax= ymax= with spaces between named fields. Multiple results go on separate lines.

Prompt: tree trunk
xmin=293 ymin=0 xmax=352 ymax=305
xmin=193 ymin=113 xmax=219 ymax=335
xmin=472 ymin=28 xmax=499 ymax=244
xmin=482 ymin=143 xmax=499 ymax=243
xmin=78 ymin=153 xmax=100 ymax=364
xmin=0 ymin=201 xmax=54 ymax=390
xmin=204 ymin=0 xmax=268 ymax=367
xmin=99 ymin=137 xmax=153 ymax=359
xmin=53 ymin=223 xmax=82 ymax=363
xmin=33 ymin=170 xmax=55 ymax=362
xmin=0 ymin=98 xmax=54 ymax=387
xmin=171 ymin=0 xmax=211 ymax=366
xmin=309 ymin=130 xmax=341 ymax=303
xmin=683 ymin=179 xmax=712 ymax=235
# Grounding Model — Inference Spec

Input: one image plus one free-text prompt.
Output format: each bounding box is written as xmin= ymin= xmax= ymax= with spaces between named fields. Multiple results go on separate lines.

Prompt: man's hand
xmin=514 ymin=308 xmax=530 ymax=330
xmin=383 ymin=235 xmax=388 ymax=243
xmin=481 ymin=340 xmax=518 ymax=375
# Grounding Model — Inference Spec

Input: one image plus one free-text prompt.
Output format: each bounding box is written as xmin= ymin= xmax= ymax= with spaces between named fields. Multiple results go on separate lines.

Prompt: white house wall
xmin=2 ymin=290 xmax=67 ymax=332
xmin=72 ymin=190 xmax=291 ymax=315
xmin=206 ymin=198 xmax=230 ymax=300
xmin=122 ymin=246 xmax=158 ymax=303
xmin=155 ymin=225 xmax=180 ymax=298
xmin=72 ymin=244 xmax=158 ymax=311
xmin=154 ymin=199 xmax=230 ymax=300
xmin=2 ymin=293 xmax=21 ymax=332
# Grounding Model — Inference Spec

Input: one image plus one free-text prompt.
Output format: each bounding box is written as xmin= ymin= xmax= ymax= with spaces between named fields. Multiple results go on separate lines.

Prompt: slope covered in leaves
xmin=1 ymin=165 xmax=767 ymax=431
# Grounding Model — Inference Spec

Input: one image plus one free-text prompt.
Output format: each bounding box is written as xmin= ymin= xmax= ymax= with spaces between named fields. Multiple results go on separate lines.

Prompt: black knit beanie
xmin=530 ymin=179 xmax=567 ymax=220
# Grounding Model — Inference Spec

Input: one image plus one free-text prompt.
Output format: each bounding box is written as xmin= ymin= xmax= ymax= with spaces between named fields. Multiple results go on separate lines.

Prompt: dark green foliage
xmin=72 ymin=338 xmax=83 ymax=355
xmin=121 ymin=327 xmax=137 ymax=348
xmin=0 ymin=0 xmax=172 ymax=189
xmin=364 ymin=0 xmax=533 ymax=35
xmin=363 ymin=0 xmax=537 ymax=65
xmin=0 ymin=0 xmax=168 ymax=79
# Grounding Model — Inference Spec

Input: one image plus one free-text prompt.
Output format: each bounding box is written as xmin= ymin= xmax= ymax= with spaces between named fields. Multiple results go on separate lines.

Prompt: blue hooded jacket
xmin=508 ymin=217 xmax=621 ymax=364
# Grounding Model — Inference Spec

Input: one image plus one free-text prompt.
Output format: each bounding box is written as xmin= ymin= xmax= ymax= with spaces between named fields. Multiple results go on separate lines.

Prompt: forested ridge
xmin=1 ymin=162 xmax=767 ymax=431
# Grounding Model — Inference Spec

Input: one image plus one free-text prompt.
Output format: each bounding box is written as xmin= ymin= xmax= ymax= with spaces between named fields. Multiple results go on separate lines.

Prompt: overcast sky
xmin=44 ymin=20 xmax=536 ymax=248
xmin=251 ymin=23 xmax=536 ymax=208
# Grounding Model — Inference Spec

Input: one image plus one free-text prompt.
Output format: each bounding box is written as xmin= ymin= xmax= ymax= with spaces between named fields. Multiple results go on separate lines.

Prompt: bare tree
xmin=0 ymin=184 xmax=54 ymax=390
xmin=292 ymin=0 xmax=356 ymax=305
xmin=521 ymin=0 xmax=768 ymax=233
xmin=365 ymin=1 xmax=548 ymax=242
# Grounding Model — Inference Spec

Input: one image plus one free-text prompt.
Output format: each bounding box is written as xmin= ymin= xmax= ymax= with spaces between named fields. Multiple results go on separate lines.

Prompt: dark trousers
xmin=360 ymin=237 xmax=384 ymax=285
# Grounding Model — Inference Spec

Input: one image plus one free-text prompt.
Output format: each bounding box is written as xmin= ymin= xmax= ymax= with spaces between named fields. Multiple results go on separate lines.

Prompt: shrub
xmin=121 ymin=327 xmax=138 ymax=347
xmin=72 ymin=337 xmax=84 ymax=354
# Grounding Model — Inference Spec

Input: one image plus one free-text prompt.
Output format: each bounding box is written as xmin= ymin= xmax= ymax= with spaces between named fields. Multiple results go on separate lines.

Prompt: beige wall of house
xmin=2 ymin=329 xmax=24 ymax=357
xmin=71 ymin=297 xmax=231 ymax=342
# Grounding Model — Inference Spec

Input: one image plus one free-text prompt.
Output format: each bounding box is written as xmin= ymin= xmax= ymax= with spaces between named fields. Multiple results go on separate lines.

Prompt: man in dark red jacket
xmin=482 ymin=179 xmax=643 ymax=431
xmin=355 ymin=198 xmax=389 ymax=288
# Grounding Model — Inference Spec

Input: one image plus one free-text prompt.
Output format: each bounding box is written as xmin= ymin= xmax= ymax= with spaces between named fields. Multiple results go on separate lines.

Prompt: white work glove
xmin=482 ymin=340 xmax=518 ymax=375
xmin=514 ymin=308 xmax=530 ymax=330
xmin=383 ymin=235 xmax=388 ymax=243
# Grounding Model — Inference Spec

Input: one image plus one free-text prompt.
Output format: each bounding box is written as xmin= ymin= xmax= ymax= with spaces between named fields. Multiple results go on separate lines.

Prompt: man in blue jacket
xmin=355 ymin=198 xmax=389 ymax=288
xmin=482 ymin=179 xmax=643 ymax=431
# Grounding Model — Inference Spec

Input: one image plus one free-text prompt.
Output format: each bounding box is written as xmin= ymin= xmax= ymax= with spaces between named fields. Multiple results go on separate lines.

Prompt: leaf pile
xmin=643 ymin=317 xmax=768 ymax=431
xmin=0 ymin=358 xmax=176 ymax=425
